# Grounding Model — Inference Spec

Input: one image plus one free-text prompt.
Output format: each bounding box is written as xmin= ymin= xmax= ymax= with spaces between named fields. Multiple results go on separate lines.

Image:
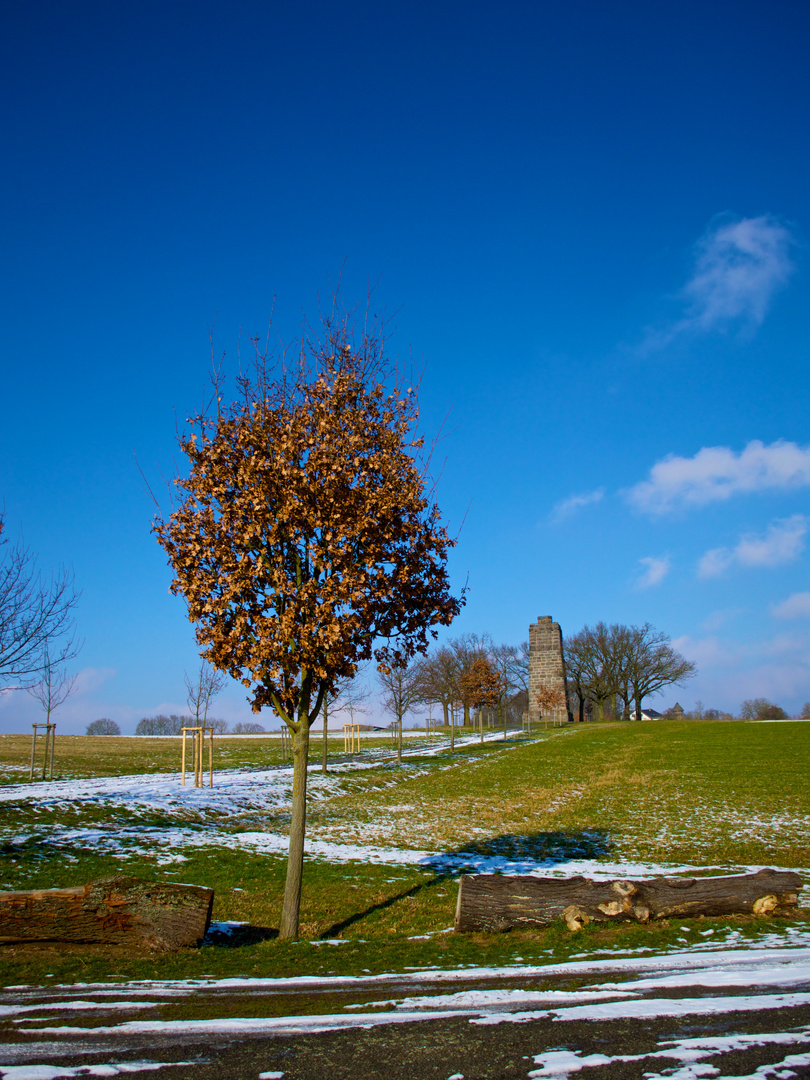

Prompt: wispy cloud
xmin=771 ymin=591 xmax=810 ymax=619
xmin=641 ymin=214 xmax=796 ymax=351
xmin=635 ymin=555 xmax=671 ymax=589
xmin=625 ymin=440 xmax=810 ymax=516
xmin=550 ymin=487 xmax=605 ymax=523
xmin=698 ymin=515 xmax=807 ymax=578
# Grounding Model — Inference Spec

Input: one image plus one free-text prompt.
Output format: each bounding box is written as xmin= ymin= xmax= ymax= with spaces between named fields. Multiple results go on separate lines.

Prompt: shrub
xmin=85 ymin=718 xmax=121 ymax=736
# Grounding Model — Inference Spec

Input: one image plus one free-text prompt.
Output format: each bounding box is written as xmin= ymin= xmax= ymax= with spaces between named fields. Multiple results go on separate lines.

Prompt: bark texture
xmin=0 ymin=875 xmax=213 ymax=951
xmin=454 ymin=868 xmax=803 ymax=932
xmin=279 ymin=722 xmax=310 ymax=940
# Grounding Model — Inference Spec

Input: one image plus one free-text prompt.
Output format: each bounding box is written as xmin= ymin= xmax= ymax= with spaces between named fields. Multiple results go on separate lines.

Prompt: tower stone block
xmin=528 ymin=615 xmax=570 ymax=724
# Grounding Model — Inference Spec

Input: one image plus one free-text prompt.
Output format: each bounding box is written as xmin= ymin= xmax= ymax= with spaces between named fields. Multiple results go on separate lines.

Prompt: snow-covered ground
xmin=2 ymin=929 xmax=810 ymax=1077
xmin=1 ymin=734 xmax=809 ymax=1078
xmin=2 ymin=734 xmax=808 ymax=890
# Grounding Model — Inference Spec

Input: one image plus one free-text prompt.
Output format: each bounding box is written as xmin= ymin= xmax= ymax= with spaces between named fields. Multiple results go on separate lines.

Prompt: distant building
xmin=638 ymin=708 xmax=663 ymax=721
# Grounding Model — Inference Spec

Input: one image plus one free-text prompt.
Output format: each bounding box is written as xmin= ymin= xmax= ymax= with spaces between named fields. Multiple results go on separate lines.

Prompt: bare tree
xmin=27 ymin=643 xmax=77 ymax=724
xmin=565 ymin=621 xmax=696 ymax=722
xmin=564 ymin=624 xmax=615 ymax=722
xmin=497 ymin=641 xmax=529 ymax=696
xmin=322 ymin=668 xmax=370 ymax=772
xmin=490 ymin=642 xmax=525 ymax=737
xmin=185 ymin=660 xmax=227 ymax=727
xmin=412 ymin=646 xmax=459 ymax=742
xmin=625 ymin=623 xmax=696 ymax=721
xmin=378 ymin=659 xmax=420 ymax=763
xmin=0 ymin=513 xmax=80 ymax=689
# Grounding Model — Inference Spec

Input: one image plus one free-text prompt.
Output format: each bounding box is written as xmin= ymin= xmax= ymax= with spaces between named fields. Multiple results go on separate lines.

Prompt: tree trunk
xmin=279 ymin=721 xmax=310 ymax=940
xmin=455 ymin=869 xmax=803 ymax=932
xmin=450 ymin=706 xmax=455 ymax=751
xmin=397 ymin=713 xmax=403 ymax=764
xmin=634 ymin=695 xmax=642 ymax=723
xmin=322 ymin=697 xmax=328 ymax=774
xmin=0 ymin=876 xmax=213 ymax=951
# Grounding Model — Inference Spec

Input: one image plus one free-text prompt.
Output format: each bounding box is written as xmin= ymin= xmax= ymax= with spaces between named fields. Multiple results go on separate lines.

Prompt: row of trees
xmin=131 ymin=714 xmax=263 ymax=735
xmin=371 ymin=622 xmax=697 ymax=737
xmin=375 ymin=634 xmax=530 ymax=759
xmin=564 ymin=622 xmax=696 ymax=722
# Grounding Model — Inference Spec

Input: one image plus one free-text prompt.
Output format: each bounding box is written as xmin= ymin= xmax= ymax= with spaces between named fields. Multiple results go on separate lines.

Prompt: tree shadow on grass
xmin=202 ymin=921 xmax=278 ymax=947
xmin=319 ymin=828 xmax=613 ymax=939
xmin=431 ymin=828 xmax=613 ymax=873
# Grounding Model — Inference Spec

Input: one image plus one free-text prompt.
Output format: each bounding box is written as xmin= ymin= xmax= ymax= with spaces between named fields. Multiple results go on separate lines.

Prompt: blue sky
xmin=2 ymin=0 xmax=809 ymax=733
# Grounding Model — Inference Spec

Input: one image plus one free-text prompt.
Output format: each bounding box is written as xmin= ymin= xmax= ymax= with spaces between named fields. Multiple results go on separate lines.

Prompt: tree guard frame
xmin=29 ymin=723 xmax=56 ymax=782
xmin=181 ymin=726 xmax=214 ymax=787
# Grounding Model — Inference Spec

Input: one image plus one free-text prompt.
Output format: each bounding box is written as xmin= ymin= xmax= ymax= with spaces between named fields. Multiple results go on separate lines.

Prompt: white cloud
xmin=635 ymin=555 xmax=671 ymax=589
xmin=771 ymin=591 xmax=810 ymax=619
xmin=626 ymin=440 xmax=810 ymax=515
xmin=641 ymin=214 xmax=795 ymax=350
xmin=550 ymin=487 xmax=605 ymax=523
xmin=698 ymin=515 xmax=807 ymax=578
xmin=681 ymin=215 xmax=795 ymax=330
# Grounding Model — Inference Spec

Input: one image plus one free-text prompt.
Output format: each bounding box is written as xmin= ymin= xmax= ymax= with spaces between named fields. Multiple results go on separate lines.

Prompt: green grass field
xmin=1 ymin=720 xmax=808 ymax=986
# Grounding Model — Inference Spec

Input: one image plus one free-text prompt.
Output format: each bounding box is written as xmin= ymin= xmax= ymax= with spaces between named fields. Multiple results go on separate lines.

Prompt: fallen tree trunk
xmin=454 ymin=868 xmax=803 ymax=933
xmin=0 ymin=875 xmax=214 ymax=951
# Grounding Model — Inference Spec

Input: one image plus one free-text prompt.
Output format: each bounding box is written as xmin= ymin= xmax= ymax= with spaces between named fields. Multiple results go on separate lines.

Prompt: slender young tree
xmin=322 ymin=668 xmax=370 ymax=772
xmin=27 ymin=642 xmax=77 ymax=724
xmin=378 ymin=659 xmax=420 ymax=763
xmin=154 ymin=305 xmax=464 ymax=939
xmin=184 ymin=659 xmax=227 ymax=726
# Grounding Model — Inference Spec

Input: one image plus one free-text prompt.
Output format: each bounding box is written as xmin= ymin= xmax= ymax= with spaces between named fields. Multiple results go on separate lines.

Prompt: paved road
xmin=2 ymin=947 xmax=810 ymax=1078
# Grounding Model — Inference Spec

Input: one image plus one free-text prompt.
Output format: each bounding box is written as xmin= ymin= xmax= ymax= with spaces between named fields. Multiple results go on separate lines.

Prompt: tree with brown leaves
xmin=458 ymin=656 xmax=507 ymax=743
xmin=154 ymin=307 xmax=464 ymax=939
xmin=535 ymin=684 xmax=567 ymax=716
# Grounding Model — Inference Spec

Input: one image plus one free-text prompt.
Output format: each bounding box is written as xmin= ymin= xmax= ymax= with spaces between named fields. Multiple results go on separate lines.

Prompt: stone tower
xmin=528 ymin=615 xmax=571 ymax=725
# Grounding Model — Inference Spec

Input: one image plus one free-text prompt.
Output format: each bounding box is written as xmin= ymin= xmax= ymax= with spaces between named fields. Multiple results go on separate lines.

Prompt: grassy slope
xmin=0 ymin=720 xmax=807 ymax=985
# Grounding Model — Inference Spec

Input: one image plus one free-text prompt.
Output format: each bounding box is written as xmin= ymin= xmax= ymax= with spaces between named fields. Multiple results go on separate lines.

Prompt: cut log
xmin=0 ymin=875 xmax=214 ymax=951
xmin=454 ymin=868 xmax=803 ymax=933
